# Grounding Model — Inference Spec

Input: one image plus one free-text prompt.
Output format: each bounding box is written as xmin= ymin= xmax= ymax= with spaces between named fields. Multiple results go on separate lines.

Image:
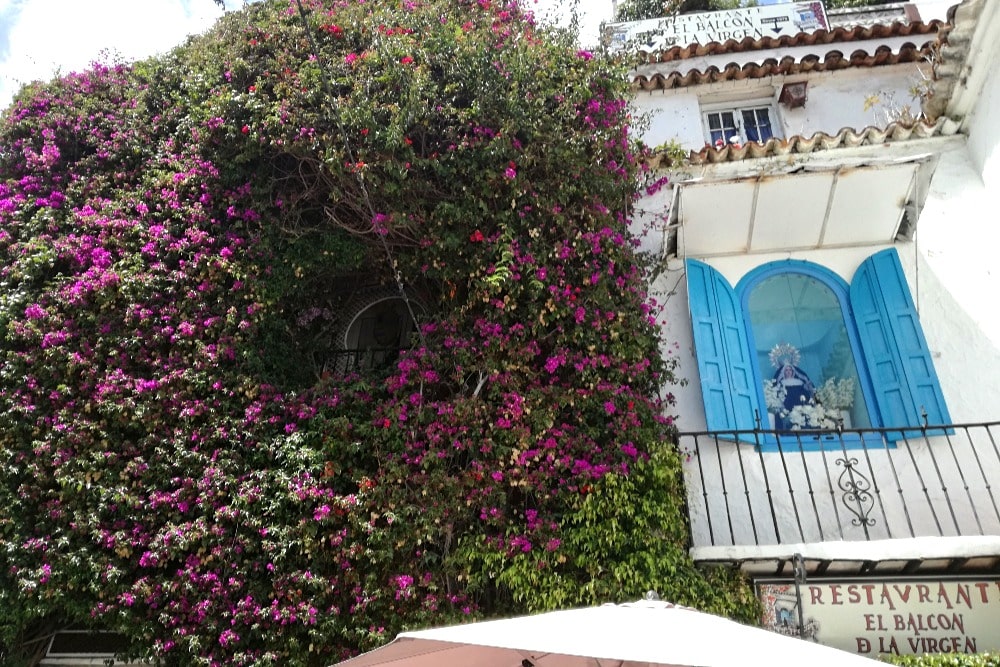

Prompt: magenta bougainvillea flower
xmin=0 ymin=0 xmax=752 ymax=665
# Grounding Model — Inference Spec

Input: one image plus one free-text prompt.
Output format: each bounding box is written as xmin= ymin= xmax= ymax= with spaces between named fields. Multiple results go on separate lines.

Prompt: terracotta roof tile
xmin=632 ymin=42 xmax=933 ymax=91
xmin=648 ymin=117 xmax=962 ymax=167
xmin=635 ymin=21 xmax=943 ymax=63
xmin=628 ymin=1 xmax=986 ymax=166
xmin=629 ymin=20 xmax=944 ymax=91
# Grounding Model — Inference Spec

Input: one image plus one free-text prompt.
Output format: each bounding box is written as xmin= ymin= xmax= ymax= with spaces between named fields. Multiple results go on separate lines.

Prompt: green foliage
xmin=0 ymin=0 xmax=754 ymax=664
xmin=456 ymin=440 xmax=760 ymax=621
xmin=884 ymin=654 xmax=1000 ymax=667
xmin=650 ymin=138 xmax=688 ymax=169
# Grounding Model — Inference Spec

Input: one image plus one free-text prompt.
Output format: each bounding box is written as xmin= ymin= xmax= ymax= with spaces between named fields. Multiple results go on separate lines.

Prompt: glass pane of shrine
xmin=747 ymin=273 xmax=872 ymax=430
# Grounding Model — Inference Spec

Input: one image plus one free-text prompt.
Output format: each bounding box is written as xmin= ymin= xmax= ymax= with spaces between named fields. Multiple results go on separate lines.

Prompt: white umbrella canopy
xmin=333 ymin=599 xmax=881 ymax=667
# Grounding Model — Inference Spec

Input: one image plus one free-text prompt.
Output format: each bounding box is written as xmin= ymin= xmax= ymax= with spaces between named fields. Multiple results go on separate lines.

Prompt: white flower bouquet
xmin=815 ymin=377 xmax=855 ymax=411
xmin=786 ymin=403 xmax=841 ymax=430
xmin=763 ymin=378 xmax=788 ymax=413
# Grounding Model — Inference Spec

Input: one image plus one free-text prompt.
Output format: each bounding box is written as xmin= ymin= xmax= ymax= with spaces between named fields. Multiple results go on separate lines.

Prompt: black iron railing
xmin=325 ymin=347 xmax=402 ymax=374
xmin=678 ymin=422 xmax=1000 ymax=548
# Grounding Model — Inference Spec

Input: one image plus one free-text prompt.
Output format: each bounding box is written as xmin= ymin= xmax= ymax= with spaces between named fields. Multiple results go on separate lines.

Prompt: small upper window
xmin=704 ymin=105 xmax=778 ymax=146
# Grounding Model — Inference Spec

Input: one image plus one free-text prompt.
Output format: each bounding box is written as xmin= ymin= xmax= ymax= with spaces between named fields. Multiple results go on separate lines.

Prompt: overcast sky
xmin=0 ymin=0 xmax=252 ymax=110
xmin=0 ymin=0 xmax=611 ymax=112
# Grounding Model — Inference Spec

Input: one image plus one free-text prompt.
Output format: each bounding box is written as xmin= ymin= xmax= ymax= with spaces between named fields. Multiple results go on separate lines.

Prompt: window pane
xmin=741 ymin=108 xmax=773 ymax=143
xmin=748 ymin=274 xmax=871 ymax=430
xmin=707 ymin=111 xmax=738 ymax=145
xmin=343 ymin=298 xmax=418 ymax=371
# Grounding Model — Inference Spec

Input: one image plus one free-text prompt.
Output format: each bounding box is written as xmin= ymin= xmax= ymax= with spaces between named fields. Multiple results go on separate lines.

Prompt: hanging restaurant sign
xmin=757 ymin=577 xmax=1000 ymax=656
xmin=605 ymin=2 xmax=828 ymax=53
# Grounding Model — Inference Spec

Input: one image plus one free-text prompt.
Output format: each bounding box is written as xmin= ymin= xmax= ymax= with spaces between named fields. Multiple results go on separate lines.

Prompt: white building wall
xmin=634 ymin=7 xmax=1000 ymax=554
xmin=636 ymin=62 xmax=928 ymax=152
xmin=644 ymin=122 xmax=1000 ymax=552
xmin=911 ymin=150 xmax=1000 ymax=416
xmin=912 ymin=0 xmax=956 ymax=21
xmin=965 ymin=35 xmax=1000 ymax=188
xmin=632 ymin=91 xmax=704 ymax=151
xmin=650 ymin=179 xmax=1000 ymax=548
xmin=782 ymin=66 xmax=930 ymax=135
xmin=651 ymin=154 xmax=1000 ymax=435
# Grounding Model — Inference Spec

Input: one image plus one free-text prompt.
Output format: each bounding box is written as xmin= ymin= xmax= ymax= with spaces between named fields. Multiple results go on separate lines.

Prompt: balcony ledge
xmin=693 ymin=535 xmax=1000 ymax=576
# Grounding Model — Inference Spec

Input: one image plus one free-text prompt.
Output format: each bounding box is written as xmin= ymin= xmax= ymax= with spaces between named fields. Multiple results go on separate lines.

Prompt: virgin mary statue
xmin=769 ymin=343 xmax=816 ymax=429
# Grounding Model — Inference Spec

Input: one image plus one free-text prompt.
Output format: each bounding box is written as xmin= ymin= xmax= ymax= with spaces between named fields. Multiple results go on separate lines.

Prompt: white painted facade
xmin=628 ymin=0 xmax=1000 ymax=578
xmin=636 ymin=62 xmax=932 ymax=152
xmin=643 ymin=63 xmax=1000 ymax=433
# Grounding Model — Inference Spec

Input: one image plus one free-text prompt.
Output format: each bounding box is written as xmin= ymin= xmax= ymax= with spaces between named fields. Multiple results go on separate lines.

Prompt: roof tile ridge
xmin=635 ymin=18 xmax=946 ymax=64
xmin=677 ymin=118 xmax=951 ymax=167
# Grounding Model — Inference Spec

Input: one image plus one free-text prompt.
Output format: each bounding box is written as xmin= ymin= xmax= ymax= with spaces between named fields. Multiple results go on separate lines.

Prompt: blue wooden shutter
xmin=687 ymin=259 xmax=758 ymax=438
xmin=849 ymin=248 xmax=951 ymax=435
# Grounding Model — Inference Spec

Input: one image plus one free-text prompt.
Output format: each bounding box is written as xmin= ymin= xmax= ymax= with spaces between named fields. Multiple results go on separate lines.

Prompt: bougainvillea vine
xmin=0 ymin=0 xmax=756 ymax=665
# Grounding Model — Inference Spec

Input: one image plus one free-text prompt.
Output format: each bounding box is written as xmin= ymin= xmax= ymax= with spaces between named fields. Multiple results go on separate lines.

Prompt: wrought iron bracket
xmin=836 ymin=456 xmax=877 ymax=529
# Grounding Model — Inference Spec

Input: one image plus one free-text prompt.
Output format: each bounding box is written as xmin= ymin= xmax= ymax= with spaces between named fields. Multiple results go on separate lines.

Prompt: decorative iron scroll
xmin=836 ymin=457 xmax=876 ymax=527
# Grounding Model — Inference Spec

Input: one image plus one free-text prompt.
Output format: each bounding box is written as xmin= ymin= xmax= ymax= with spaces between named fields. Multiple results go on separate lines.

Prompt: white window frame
xmin=701 ymin=101 xmax=781 ymax=147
